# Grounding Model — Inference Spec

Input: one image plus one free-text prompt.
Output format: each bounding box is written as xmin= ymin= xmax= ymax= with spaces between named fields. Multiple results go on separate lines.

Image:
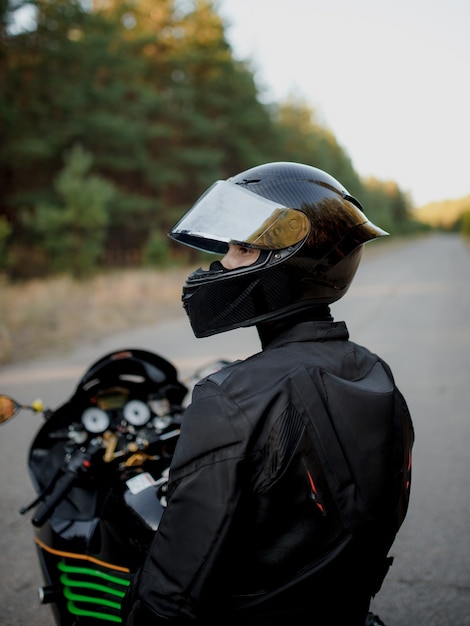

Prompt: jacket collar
xmin=261 ymin=319 xmax=349 ymax=350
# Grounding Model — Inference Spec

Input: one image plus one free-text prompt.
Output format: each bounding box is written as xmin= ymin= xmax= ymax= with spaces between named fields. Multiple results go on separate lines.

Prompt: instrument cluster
xmin=80 ymin=399 xmax=173 ymax=434
xmin=71 ymin=386 xmax=180 ymax=445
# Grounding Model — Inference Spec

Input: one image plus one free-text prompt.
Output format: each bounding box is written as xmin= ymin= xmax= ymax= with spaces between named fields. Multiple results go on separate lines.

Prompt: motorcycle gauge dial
xmin=123 ymin=400 xmax=151 ymax=426
xmin=81 ymin=407 xmax=110 ymax=433
xmin=153 ymin=416 xmax=172 ymax=432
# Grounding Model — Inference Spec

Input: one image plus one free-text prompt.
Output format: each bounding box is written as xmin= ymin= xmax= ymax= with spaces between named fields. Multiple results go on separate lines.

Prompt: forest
xmin=0 ymin=0 xmax=423 ymax=280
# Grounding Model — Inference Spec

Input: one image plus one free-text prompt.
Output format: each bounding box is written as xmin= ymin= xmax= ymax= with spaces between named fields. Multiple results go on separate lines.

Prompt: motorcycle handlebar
xmin=31 ymin=442 xmax=100 ymax=527
xmin=31 ymin=469 xmax=78 ymax=527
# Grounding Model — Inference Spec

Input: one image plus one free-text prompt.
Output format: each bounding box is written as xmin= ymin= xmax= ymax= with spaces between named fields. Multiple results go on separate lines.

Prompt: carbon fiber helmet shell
xmin=169 ymin=162 xmax=388 ymax=337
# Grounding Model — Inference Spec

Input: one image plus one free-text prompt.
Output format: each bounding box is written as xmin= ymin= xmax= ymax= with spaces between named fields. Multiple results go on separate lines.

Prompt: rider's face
xmin=220 ymin=244 xmax=261 ymax=270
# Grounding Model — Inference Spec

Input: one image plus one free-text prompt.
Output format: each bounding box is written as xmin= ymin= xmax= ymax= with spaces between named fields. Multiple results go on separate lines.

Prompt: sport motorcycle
xmin=0 ymin=348 xmax=226 ymax=625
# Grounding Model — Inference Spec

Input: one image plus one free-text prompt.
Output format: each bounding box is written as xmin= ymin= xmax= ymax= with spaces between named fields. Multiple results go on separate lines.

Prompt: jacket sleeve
xmin=124 ymin=598 xmax=172 ymax=626
xmin=124 ymin=378 xmax=251 ymax=624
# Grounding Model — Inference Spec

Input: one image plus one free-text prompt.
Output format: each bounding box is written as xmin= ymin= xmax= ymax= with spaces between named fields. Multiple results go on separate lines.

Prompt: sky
xmin=218 ymin=0 xmax=470 ymax=207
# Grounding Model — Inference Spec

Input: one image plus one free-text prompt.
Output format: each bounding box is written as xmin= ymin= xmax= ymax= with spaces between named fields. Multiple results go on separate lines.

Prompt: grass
xmin=0 ymin=232 xmax=448 ymax=367
xmin=0 ymin=267 xmax=191 ymax=366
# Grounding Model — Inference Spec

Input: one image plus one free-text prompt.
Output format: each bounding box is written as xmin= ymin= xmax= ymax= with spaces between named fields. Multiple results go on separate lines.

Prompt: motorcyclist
xmin=123 ymin=161 xmax=414 ymax=625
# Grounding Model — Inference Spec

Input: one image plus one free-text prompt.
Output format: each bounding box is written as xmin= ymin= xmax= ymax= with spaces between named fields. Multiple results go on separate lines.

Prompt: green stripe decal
xmin=60 ymin=574 xmax=127 ymax=598
xmin=57 ymin=559 xmax=132 ymax=623
xmin=63 ymin=587 xmax=121 ymax=609
xmin=57 ymin=562 xmax=130 ymax=587
xmin=66 ymin=600 xmax=122 ymax=623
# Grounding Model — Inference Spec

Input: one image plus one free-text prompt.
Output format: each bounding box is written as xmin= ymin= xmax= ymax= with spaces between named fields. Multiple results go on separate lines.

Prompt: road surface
xmin=0 ymin=232 xmax=469 ymax=625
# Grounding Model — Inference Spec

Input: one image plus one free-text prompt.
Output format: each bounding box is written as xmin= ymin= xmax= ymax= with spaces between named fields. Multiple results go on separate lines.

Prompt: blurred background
xmin=2 ymin=0 xmax=469 ymax=368
xmin=1 ymin=3 xmax=470 ymax=625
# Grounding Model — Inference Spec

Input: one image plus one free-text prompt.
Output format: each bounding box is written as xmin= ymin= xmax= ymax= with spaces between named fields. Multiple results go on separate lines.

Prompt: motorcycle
xmin=0 ymin=348 xmax=228 ymax=626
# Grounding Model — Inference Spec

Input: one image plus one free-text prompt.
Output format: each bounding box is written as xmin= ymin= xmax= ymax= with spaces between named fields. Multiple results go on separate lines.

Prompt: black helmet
xmin=169 ymin=162 xmax=387 ymax=337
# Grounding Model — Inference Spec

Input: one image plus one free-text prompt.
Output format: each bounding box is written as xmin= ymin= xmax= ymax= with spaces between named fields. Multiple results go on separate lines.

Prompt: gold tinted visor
xmin=169 ymin=181 xmax=310 ymax=254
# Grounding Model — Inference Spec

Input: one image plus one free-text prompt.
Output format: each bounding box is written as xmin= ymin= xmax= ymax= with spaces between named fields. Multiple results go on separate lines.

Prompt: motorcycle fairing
xmin=35 ymin=536 xmax=131 ymax=624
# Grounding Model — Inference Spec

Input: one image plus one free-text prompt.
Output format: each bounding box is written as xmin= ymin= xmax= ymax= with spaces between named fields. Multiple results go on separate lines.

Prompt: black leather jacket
xmin=124 ymin=319 xmax=413 ymax=626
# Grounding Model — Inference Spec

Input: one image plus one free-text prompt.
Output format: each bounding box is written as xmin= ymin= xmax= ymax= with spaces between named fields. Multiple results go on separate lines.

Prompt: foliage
xmin=272 ymin=98 xmax=363 ymax=195
xmin=0 ymin=215 xmax=12 ymax=269
xmin=1 ymin=0 xmax=421 ymax=279
xmin=28 ymin=144 xmax=115 ymax=276
xmin=413 ymin=195 xmax=470 ymax=233
xmin=361 ymin=177 xmax=413 ymax=234
xmin=143 ymin=230 xmax=171 ymax=267
xmin=455 ymin=209 xmax=470 ymax=237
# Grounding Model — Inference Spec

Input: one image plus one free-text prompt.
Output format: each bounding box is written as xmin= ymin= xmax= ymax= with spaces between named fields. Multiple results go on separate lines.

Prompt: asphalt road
xmin=0 ymin=232 xmax=469 ymax=625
